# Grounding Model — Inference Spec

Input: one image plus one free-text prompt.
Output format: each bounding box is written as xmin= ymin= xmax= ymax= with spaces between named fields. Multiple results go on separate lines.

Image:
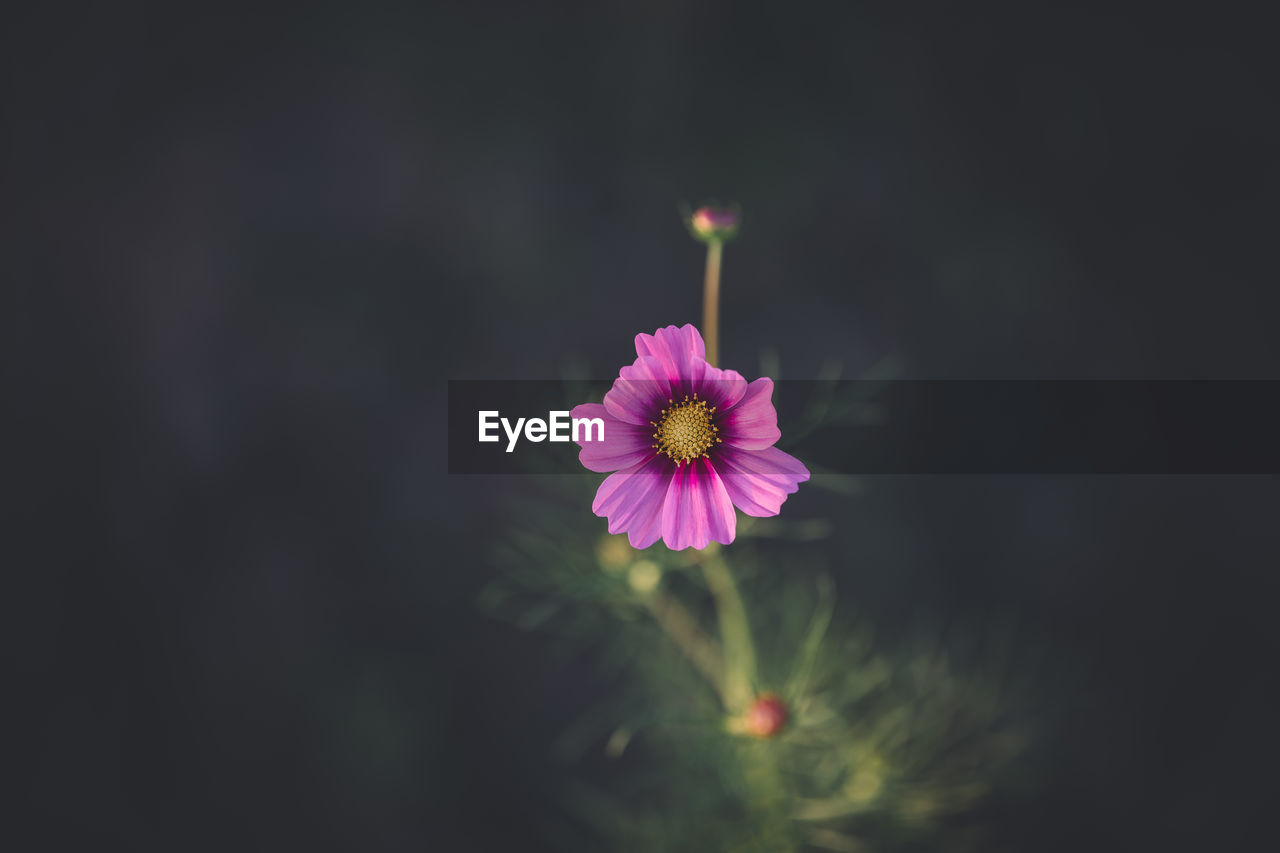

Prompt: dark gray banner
xmin=448 ymin=380 xmax=1280 ymax=474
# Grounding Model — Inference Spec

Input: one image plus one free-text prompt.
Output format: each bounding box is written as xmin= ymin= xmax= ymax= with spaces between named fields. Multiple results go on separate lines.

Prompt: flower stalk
xmin=688 ymin=204 xmax=738 ymax=366
xmin=641 ymin=586 xmax=727 ymax=704
xmin=701 ymin=548 xmax=758 ymax=712
xmin=702 ymin=238 xmax=723 ymax=367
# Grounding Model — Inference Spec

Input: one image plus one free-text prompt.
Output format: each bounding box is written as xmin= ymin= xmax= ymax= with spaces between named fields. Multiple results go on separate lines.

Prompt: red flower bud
xmin=740 ymin=692 xmax=789 ymax=738
xmin=687 ymin=205 xmax=740 ymax=242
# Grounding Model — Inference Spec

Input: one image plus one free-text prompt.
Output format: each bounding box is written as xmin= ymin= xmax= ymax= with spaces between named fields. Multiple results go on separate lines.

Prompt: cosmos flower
xmin=572 ymin=324 xmax=809 ymax=550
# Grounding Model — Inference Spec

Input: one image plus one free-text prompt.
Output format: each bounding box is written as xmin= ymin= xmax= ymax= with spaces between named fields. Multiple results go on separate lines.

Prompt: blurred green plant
xmin=478 ymin=209 xmax=1031 ymax=851
xmin=480 ymin=449 xmax=1030 ymax=852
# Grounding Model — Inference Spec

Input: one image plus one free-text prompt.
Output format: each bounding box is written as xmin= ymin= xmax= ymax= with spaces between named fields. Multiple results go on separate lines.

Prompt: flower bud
xmin=627 ymin=559 xmax=662 ymax=594
xmin=687 ymin=205 xmax=740 ymax=242
xmin=740 ymin=692 xmax=788 ymax=738
xmin=596 ymin=534 xmax=634 ymax=573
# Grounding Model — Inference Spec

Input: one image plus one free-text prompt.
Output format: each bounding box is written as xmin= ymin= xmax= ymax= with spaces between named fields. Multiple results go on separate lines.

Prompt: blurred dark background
xmin=4 ymin=1 xmax=1279 ymax=850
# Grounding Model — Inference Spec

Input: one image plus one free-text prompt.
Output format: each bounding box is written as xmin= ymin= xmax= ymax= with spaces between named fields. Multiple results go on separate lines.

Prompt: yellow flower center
xmin=652 ymin=393 xmax=721 ymax=465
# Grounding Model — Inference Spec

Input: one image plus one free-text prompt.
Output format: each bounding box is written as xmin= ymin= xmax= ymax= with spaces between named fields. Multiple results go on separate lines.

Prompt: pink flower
xmin=572 ymin=324 xmax=809 ymax=550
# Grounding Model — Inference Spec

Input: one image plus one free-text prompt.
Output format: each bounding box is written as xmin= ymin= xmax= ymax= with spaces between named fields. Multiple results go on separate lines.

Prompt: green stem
xmin=642 ymin=588 xmax=727 ymax=705
xmin=702 ymin=239 xmax=723 ymax=367
xmin=701 ymin=549 xmax=757 ymax=712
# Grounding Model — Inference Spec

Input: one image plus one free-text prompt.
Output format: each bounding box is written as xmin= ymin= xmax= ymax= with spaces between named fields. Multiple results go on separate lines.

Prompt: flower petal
xmin=592 ymin=454 xmax=673 ymax=549
xmin=715 ymin=445 xmax=810 ymax=517
xmin=604 ymin=355 xmax=672 ymax=425
xmin=571 ymin=403 xmax=655 ymax=473
xmin=634 ymin=324 xmax=706 ymax=392
xmin=622 ymin=485 xmax=667 ymax=549
xmin=660 ymin=458 xmax=737 ymax=550
xmin=719 ymin=377 xmax=782 ymax=449
xmin=692 ymin=363 xmax=748 ymax=412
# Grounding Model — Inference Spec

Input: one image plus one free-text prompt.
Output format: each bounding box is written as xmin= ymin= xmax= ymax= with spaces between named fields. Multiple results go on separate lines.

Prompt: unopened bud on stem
xmin=733 ymin=692 xmax=789 ymax=738
xmin=687 ymin=205 xmax=740 ymax=243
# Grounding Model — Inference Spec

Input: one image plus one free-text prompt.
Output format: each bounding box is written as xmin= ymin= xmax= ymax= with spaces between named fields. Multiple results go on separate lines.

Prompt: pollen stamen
xmin=653 ymin=394 xmax=719 ymax=465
